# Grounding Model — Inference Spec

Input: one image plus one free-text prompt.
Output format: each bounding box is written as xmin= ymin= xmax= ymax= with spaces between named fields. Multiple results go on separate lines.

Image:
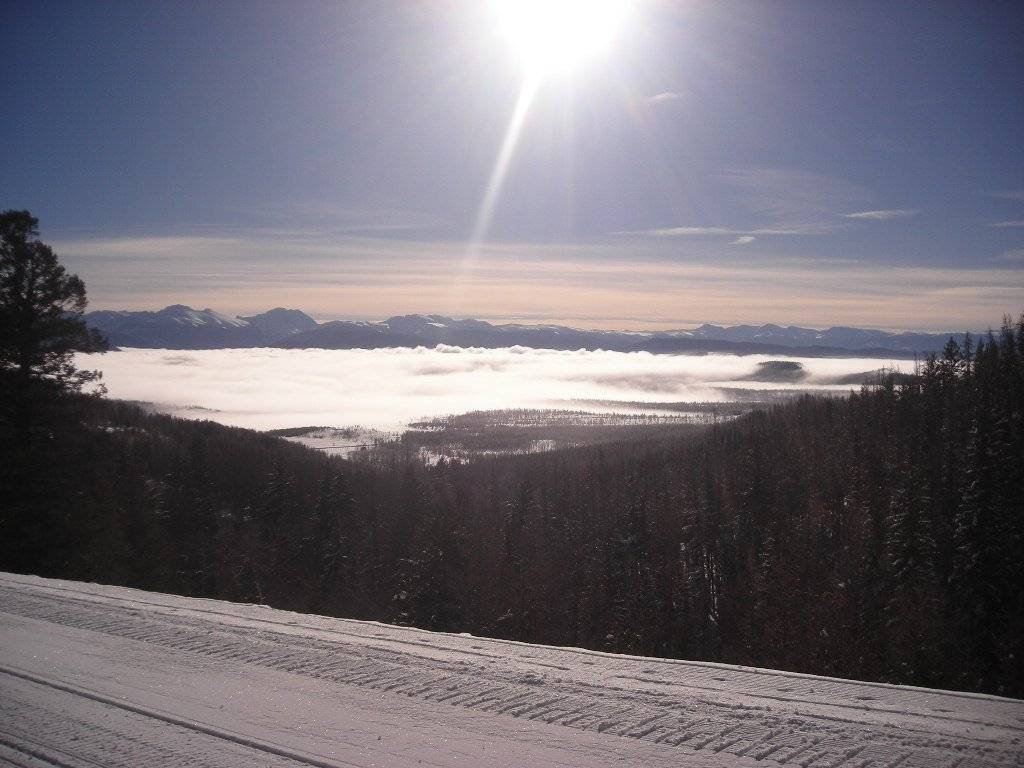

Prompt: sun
xmin=490 ymin=0 xmax=632 ymax=77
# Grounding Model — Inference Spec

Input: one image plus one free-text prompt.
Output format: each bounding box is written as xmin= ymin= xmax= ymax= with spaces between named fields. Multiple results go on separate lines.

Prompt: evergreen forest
xmin=2 ymin=318 xmax=1022 ymax=697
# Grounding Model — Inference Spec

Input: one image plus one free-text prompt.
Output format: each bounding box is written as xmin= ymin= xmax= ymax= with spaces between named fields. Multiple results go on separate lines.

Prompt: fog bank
xmin=77 ymin=346 xmax=912 ymax=431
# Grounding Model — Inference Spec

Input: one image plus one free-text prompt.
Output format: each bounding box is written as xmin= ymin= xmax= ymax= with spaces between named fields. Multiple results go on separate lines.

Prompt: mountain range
xmin=84 ymin=305 xmax=318 ymax=349
xmin=85 ymin=305 xmax=968 ymax=357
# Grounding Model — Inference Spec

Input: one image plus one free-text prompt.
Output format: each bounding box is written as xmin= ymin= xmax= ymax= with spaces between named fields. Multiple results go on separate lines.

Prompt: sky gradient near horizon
xmin=2 ymin=0 xmax=1022 ymax=331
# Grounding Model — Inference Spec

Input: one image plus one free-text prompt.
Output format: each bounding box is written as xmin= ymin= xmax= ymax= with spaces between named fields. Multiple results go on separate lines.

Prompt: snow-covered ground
xmin=276 ymin=427 xmax=394 ymax=458
xmin=1 ymin=573 xmax=1021 ymax=767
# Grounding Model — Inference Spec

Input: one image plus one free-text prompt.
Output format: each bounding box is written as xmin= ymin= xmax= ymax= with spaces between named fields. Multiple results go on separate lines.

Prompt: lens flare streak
xmin=467 ymin=76 xmax=540 ymax=254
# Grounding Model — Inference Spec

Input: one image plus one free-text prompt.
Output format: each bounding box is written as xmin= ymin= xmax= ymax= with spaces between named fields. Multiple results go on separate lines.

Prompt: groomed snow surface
xmin=0 ymin=573 xmax=1021 ymax=767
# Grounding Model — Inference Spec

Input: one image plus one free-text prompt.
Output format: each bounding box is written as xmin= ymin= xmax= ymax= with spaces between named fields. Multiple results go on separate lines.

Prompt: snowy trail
xmin=0 ymin=573 xmax=1021 ymax=767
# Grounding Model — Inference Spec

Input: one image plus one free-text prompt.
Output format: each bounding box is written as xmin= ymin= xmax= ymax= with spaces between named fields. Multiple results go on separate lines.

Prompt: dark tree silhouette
xmin=0 ymin=210 xmax=107 ymax=411
xmin=0 ymin=209 xmax=107 ymax=571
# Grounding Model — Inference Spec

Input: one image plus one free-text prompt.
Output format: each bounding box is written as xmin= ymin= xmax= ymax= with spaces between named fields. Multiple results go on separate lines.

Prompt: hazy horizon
xmin=57 ymin=233 xmax=1022 ymax=332
xmin=88 ymin=300 xmax=1006 ymax=336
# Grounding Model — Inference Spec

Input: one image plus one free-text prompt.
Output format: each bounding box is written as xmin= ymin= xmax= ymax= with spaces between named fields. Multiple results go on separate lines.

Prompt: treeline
xmin=389 ymin=409 xmax=708 ymax=460
xmin=1 ymin=317 xmax=1021 ymax=696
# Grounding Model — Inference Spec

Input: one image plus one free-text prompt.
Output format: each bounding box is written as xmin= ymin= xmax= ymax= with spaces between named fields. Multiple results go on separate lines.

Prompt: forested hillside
xmin=2 ymin=317 xmax=1021 ymax=697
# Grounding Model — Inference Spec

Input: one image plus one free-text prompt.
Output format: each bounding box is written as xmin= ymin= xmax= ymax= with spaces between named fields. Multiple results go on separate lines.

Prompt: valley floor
xmin=0 ymin=572 xmax=1021 ymax=767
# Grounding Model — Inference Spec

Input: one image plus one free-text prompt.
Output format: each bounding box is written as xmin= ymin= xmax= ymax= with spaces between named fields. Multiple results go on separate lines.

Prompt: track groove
xmin=0 ymin=666 xmax=354 ymax=768
xmin=1 ymin=575 xmax=1021 ymax=768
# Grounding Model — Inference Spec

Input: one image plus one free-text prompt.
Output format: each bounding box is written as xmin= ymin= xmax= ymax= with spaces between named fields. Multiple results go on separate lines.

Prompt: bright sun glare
xmin=463 ymin=0 xmax=633 ymax=291
xmin=491 ymin=0 xmax=632 ymax=76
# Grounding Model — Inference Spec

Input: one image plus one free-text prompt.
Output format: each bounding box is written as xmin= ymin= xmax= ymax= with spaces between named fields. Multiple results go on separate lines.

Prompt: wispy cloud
xmin=234 ymin=202 xmax=451 ymax=235
xmin=988 ymin=220 xmax=1024 ymax=228
xmin=618 ymin=167 xmax=884 ymax=241
xmin=626 ymin=226 xmax=735 ymax=237
xmin=619 ymin=225 xmax=825 ymax=238
xmin=997 ymin=248 xmax=1024 ymax=261
xmin=718 ymin=167 xmax=871 ymax=232
xmin=56 ymin=229 xmax=1024 ymax=332
xmin=647 ymin=92 xmax=681 ymax=105
xmin=843 ymin=209 xmax=918 ymax=221
xmin=988 ymin=190 xmax=1024 ymax=202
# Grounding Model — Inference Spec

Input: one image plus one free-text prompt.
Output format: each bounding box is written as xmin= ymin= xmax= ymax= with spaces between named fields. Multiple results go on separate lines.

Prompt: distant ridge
xmin=85 ymin=305 xmax=317 ymax=349
xmin=86 ymin=306 xmax=968 ymax=357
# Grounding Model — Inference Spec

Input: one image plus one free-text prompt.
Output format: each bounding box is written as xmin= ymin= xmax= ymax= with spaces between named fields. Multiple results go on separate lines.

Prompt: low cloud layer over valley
xmin=79 ymin=346 xmax=913 ymax=431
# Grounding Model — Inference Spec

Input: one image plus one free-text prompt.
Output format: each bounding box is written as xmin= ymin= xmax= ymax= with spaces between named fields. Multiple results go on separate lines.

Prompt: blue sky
xmin=1 ymin=0 xmax=1022 ymax=330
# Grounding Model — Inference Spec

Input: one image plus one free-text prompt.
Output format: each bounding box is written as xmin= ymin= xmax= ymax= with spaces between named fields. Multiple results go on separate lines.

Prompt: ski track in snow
xmin=0 ymin=573 xmax=1021 ymax=767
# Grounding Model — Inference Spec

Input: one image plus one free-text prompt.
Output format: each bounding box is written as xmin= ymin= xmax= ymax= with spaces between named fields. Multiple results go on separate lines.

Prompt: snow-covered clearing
xmin=0 ymin=573 xmax=1020 ymax=767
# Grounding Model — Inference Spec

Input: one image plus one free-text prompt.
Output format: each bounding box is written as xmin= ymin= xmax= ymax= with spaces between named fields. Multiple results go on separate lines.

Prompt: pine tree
xmin=0 ymin=211 xmax=109 ymax=570
xmin=0 ymin=210 xmax=106 ymax=423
